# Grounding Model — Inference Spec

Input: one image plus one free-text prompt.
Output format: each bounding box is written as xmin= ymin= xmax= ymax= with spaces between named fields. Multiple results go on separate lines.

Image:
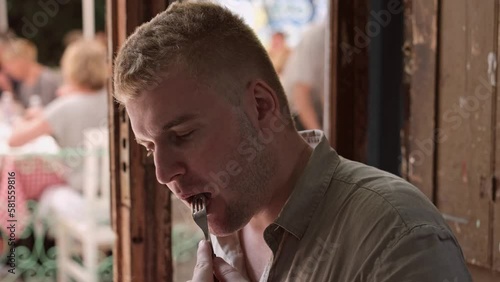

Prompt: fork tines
xmin=192 ymin=195 xmax=205 ymax=212
xmin=191 ymin=194 xmax=210 ymax=242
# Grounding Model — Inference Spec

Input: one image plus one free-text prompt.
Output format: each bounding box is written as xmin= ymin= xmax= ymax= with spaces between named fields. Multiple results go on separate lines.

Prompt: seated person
xmin=8 ymin=39 xmax=108 ymax=192
xmin=1 ymin=38 xmax=62 ymax=108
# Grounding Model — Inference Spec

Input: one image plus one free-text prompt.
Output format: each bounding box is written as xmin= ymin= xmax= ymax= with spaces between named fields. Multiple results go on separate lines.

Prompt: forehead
xmin=124 ymin=73 xmax=227 ymax=136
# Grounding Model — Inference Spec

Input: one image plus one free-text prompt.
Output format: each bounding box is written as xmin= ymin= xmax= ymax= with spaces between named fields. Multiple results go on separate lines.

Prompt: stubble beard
xmin=210 ymin=111 xmax=276 ymax=236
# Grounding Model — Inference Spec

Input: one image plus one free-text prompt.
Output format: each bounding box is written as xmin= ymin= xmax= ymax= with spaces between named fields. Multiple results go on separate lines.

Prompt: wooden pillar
xmin=327 ymin=0 xmax=369 ymax=163
xmin=106 ymin=1 xmax=172 ymax=281
xmin=401 ymin=0 xmax=439 ymax=202
xmin=403 ymin=0 xmax=500 ymax=278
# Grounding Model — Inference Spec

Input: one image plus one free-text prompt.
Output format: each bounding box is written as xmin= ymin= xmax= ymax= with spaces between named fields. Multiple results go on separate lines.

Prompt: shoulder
xmin=45 ymin=95 xmax=81 ymax=109
xmin=304 ymin=153 xmax=470 ymax=280
xmin=44 ymin=92 xmax=104 ymax=115
xmin=330 ymin=157 xmax=448 ymax=231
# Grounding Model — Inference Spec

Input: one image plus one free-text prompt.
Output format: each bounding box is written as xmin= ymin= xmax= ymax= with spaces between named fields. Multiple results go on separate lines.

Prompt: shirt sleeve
xmin=369 ymin=224 xmax=473 ymax=282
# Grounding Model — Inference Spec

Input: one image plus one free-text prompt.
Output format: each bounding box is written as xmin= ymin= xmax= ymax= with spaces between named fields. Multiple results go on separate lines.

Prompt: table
xmin=0 ymin=128 xmax=66 ymax=238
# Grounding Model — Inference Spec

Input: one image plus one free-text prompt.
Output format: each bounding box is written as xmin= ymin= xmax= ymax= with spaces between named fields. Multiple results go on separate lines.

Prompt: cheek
xmin=3 ymin=64 xmax=13 ymax=74
xmin=9 ymin=65 xmax=22 ymax=77
xmin=191 ymin=131 xmax=242 ymax=178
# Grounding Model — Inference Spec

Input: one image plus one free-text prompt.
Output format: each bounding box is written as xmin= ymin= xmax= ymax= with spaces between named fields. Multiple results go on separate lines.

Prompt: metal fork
xmin=191 ymin=194 xmax=211 ymax=243
xmin=191 ymin=194 xmax=218 ymax=281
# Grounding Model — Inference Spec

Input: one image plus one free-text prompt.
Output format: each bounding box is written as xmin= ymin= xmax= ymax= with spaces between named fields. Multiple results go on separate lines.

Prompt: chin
xmin=209 ymin=227 xmax=234 ymax=237
xmin=208 ymin=214 xmax=248 ymax=237
xmin=208 ymin=217 xmax=237 ymax=237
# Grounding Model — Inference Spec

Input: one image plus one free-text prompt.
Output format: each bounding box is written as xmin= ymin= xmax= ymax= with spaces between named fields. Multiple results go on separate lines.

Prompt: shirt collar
xmin=270 ymin=130 xmax=340 ymax=240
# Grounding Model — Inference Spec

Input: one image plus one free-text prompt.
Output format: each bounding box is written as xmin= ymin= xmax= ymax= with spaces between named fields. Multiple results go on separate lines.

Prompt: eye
xmin=178 ymin=130 xmax=194 ymax=140
xmin=171 ymin=130 xmax=195 ymax=144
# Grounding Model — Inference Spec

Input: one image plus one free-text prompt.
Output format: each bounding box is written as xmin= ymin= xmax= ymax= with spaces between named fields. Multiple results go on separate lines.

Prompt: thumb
xmin=191 ymin=240 xmax=214 ymax=282
xmin=213 ymin=257 xmax=248 ymax=282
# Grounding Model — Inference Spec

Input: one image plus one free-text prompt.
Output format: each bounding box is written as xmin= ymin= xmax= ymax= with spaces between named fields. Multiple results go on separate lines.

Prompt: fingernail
xmin=198 ymin=240 xmax=205 ymax=247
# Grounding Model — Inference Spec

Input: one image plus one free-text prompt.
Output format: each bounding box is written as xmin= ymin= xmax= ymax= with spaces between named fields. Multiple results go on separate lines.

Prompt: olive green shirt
xmin=211 ymin=130 xmax=472 ymax=282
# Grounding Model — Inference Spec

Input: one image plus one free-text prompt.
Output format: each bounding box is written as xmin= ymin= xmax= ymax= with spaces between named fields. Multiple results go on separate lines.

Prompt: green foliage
xmin=6 ymin=0 xmax=105 ymax=67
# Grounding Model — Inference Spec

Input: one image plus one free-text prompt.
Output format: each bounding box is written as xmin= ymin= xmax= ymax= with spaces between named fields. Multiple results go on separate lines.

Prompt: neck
xmin=245 ymin=131 xmax=312 ymax=234
xmin=71 ymin=84 xmax=98 ymax=94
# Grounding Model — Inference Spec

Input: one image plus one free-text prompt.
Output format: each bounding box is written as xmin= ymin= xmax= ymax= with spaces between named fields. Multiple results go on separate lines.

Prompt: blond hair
xmin=2 ymin=38 xmax=37 ymax=62
xmin=113 ymin=1 xmax=292 ymax=121
xmin=61 ymin=39 xmax=107 ymax=90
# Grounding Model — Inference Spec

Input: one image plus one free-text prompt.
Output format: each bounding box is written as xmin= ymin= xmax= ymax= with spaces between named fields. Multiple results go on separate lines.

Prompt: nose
xmin=153 ymin=146 xmax=186 ymax=185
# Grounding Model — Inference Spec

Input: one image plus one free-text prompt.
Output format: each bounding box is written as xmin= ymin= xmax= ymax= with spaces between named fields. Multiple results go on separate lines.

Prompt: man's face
xmin=126 ymin=73 xmax=276 ymax=236
xmin=2 ymin=57 xmax=27 ymax=80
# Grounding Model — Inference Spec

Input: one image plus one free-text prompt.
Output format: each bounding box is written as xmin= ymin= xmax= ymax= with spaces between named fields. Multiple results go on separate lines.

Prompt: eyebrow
xmin=162 ymin=113 xmax=200 ymax=131
xmin=135 ymin=113 xmax=200 ymax=144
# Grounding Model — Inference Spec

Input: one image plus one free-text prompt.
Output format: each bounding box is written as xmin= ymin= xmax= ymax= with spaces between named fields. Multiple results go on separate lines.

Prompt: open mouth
xmin=187 ymin=192 xmax=212 ymax=206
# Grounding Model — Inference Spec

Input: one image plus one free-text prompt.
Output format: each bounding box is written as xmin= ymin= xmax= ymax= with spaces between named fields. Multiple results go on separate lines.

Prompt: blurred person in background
xmin=1 ymin=38 xmax=62 ymax=109
xmin=267 ymin=31 xmax=290 ymax=78
xmin=62 ymin=29 xmax=83 ymax=47
xmin=62 ymin=30 xmax=107 ymax=49
xmin=282 ymin=23 xmax=326 ymax=130
xmin=56 ymin=30 xmax=108 ymax=98
xmin=7 ymin=39 xmax=108 ymax=191
xmin=0 ymin=31 xmax=16 ymax=94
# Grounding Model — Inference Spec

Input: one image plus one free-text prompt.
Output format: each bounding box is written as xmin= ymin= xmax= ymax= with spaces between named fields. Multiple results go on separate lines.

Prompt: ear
xmin=244 ymin=79 xmax=280 ymax=129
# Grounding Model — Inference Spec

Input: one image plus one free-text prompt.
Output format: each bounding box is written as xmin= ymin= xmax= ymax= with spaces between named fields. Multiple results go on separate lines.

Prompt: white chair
xmin=56 ymin=127 xmax=115 ymax=282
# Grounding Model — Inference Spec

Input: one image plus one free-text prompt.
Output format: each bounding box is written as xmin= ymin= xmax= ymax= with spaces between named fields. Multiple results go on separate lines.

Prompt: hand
xmin=189 ymin=240 xmax=248 ymax=282
xmin=24 ymin=107 xmax=43 ymax=120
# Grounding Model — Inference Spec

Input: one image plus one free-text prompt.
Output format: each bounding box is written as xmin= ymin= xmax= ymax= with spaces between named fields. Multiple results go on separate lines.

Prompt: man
xmin=113 ymin=2 xmax=472 ymax=281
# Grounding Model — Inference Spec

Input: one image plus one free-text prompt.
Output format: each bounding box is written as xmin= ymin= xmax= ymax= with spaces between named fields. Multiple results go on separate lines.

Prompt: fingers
xmin=213 ymin=257 xmax=248 ymax=282
xmin=191 ymin=240 xmax=214 ymax=282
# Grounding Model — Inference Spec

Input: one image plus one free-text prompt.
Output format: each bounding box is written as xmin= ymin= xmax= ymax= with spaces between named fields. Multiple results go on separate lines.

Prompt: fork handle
xmin=209 ymin=242 xmax=219 ymax=281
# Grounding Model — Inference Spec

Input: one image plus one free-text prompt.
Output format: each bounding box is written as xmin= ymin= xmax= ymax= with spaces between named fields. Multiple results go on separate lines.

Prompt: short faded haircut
xmin=61 ymin=39 xmax=108 ymax=90
xmin=113 ymin=1 xmax=292 ymax=121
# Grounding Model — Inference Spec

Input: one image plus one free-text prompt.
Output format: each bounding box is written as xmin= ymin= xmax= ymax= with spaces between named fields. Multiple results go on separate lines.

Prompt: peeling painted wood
xmin=493 ymin=0 xmax=500 ymax=272
xmin=402 ymin=0 xmax=438 ymax=202
xmin=436 ymin=0 xmax=496 ymax=268
xmin=327 ymin=0 xmax=369 ymax=163
xmin=108 ymin=0 xmax=172 ymax=281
